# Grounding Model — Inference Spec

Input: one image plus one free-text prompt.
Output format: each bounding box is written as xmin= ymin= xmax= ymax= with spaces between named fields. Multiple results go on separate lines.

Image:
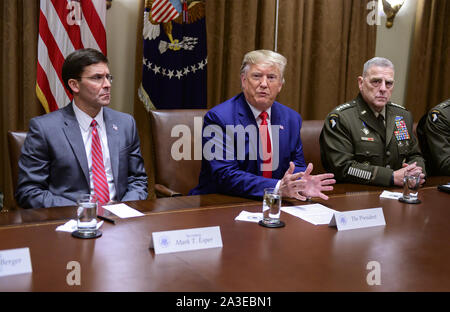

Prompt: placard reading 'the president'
xmin=329 ymin=208 xmax=386 ymax=231
xmin=151 ymin=226 xmax=223 ymax=255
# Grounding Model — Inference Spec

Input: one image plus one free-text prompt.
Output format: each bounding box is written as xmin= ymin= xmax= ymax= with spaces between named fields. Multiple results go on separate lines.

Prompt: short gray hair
xmin=240 ymin=50 xmax=287 ymax=82
xmin=362 ymin=57 xmax=394 ymax=77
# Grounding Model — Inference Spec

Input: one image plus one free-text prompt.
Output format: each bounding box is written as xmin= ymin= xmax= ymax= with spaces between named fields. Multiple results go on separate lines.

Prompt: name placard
xmin=329 ymin=208 xmax=386 ymax=231
xmin=0 ymin=247 xmax=33 ymax=277
xmin=151 ymin=226 xmax=223 ymax=255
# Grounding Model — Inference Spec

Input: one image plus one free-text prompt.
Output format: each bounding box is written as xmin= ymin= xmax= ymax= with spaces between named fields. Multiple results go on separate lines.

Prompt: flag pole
xmin=274 ymin=0 xmax=279 ymax=52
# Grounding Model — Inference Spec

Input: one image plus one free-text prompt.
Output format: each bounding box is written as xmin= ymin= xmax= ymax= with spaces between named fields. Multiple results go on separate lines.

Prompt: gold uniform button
xmin=386 ymin=165 xmax=391 ymax=168
xmin=386 ymin=151 xmax=391 ymax=156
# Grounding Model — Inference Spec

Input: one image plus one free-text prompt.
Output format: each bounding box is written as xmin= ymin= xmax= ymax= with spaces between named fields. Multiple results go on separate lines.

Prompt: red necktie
xmin=91 ymin=120 xmax=110 ymax=204
xmin=259 ymin=111 xmax=272 ymax=178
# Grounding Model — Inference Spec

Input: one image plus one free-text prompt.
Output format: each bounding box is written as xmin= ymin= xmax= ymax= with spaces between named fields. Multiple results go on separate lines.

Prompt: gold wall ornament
xmin=382 ymin=0 xmax=406 ymax=28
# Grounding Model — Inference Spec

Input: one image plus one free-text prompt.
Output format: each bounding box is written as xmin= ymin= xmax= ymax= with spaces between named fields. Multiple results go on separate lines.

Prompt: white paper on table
xmin=56 ymin=220 xmax=103 ymax=232
xmin=103 ymin=203 xmax=144 ymax=218
xmin=380 ymin=190 xmax=403 ymax=199
xmin=235 ymin=211 xmax=263 ymax=223
xmin=281 ymin=204 xmax=337 ymax=225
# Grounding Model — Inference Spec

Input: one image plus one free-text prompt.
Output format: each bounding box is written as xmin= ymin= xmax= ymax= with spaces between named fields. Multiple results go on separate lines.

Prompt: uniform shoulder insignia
xmin=389 ymin=102 xmax=406 ymax=110
xmin=436 ymin=100 xmax=450 ymax=109
xmin=430 ymin=109 xmax=441 ymax=123
xmin=335 ymin=102 xmax=354 ymax=112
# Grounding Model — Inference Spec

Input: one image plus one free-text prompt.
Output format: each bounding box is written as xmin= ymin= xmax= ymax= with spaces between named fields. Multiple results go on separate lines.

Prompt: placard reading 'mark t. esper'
xmin=151 ymin=226 xmax=223 ymax=254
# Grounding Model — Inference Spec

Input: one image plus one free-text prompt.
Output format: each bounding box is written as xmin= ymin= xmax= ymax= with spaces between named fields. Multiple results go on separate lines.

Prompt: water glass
xmin=261 ymin=188 xmax=283 ymax=227
xmin=76 ymin=194 xmax=98 ymax=235
xmin=400 ymin=171 xmax=421 ymax=204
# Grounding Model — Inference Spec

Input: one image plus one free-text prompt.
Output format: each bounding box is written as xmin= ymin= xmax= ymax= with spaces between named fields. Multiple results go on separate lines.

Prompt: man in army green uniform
xmin=320 ymin=57 xmax=426 ymax=187
xmin=417 ymin=99 xmax=450 ymax=175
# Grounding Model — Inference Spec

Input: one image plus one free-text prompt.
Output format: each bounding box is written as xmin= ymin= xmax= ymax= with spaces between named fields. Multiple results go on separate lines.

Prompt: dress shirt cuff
xmin=274 ymin=180 xmax=281 ymax=193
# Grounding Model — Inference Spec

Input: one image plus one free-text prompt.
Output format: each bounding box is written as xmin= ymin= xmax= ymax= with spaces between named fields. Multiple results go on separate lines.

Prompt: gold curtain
xmin=405 ymin=0 xmax=450 ymax=121
xmin=134 ymin=0 xmax=376 ymax=199
xmin=0 ymin=0 xmax=42 ymax=211
xmin=206 ymin=0 xmax=376 ymax=118
xmin=277 ymin=0 xmax=376 ymax=119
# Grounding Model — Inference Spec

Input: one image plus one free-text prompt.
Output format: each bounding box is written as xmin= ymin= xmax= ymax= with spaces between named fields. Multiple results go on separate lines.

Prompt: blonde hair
xmin=240 ymin=50 xmax=287 ymax=83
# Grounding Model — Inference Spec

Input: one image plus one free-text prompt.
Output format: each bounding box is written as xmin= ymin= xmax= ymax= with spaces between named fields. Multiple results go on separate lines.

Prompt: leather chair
xmin=149 ymin=110 xmax=327 ymax=196
xmin=301 ymin=120 xmax=326 ymax=174
xmin=149 ymin=109 xmax=208 ymax=197
xmin=7 ymin=131 xmax=27 ymax=195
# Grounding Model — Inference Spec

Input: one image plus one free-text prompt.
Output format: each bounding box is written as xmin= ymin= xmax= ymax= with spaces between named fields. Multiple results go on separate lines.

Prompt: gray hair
xmin=362 ymin=57 xmax=394 ymax=77
xmin=240 ymin=50 xmax=287 ymax=83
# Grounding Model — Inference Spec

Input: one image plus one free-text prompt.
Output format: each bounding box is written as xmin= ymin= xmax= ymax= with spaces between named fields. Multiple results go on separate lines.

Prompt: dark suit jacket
xmin=189 ymin=93 xmax=307 ymax=198
xmin=16 ymin=103 xmax=148 ymax=208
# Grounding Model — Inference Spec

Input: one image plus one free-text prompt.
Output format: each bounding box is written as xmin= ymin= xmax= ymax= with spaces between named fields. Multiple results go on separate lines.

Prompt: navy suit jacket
xmin=189 ymin=93 xmax=307 ymax=198
xmin=16 ymin=103 xmax=148 ymax=208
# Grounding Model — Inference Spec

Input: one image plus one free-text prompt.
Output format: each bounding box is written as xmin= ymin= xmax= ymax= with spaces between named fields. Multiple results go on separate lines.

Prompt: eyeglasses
xmin=366 ymin=78 xmax=394 ymax=89
xmin=79 ymin=74 xmax=113 ymax=84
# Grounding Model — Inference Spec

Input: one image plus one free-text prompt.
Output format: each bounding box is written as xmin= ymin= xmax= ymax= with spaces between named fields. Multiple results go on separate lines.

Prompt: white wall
xmin=375 ymin=0 xmax=418 ymax=105
xmin=106 ymin=0 xmax=141 ymax=114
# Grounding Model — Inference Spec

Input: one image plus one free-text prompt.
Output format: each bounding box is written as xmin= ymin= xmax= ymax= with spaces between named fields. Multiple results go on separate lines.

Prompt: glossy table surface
xmin=0 ymin=177 xmax=449 ymax=291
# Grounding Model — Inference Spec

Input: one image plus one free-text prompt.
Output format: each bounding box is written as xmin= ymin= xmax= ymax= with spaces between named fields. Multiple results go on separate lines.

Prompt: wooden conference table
xmin=0 ymin=177 xmax=449 ymax=292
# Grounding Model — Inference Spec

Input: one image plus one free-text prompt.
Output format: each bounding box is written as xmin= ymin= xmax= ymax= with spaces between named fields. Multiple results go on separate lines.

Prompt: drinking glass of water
xmin=73 ymin=194 xmax=102 ymax=238
xmin=399 ymin=170 xmax=421 ymax=204
xmin=259 ymin=188 xmax=285 ymax=228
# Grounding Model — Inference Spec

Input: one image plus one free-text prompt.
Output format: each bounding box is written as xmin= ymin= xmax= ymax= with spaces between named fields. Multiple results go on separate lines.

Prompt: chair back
xmin=149 ymin=109 xmax=208 ymax=196
xmin=301 ymin=120 xmax=326 ymax=174
xmin=7 ymin=131 xmax=28 ymax=195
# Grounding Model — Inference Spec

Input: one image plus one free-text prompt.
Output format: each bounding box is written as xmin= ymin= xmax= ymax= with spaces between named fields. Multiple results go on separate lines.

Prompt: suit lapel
xmin=385 ymin=104 xmax=395 ymax=147
xmin=236 ymin=94 xmax=257 ymax=128
xmin=357 ymin=98 xmax=386 ymax=141
xmin=236 ymin=94 xmax=260 ymax=174
xmin=104 ymin=108 xmax=120 ymax=191
xmin=270 ymin=102 xmax=284 ymax=177
xmin=62 ymin=103 xmax=90 ymax=185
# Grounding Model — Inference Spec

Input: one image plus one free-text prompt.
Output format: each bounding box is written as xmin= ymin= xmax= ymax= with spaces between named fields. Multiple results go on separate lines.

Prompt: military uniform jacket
xmin=320 ymin=93 xmax=426 ymax=186
xmin=417 ymin=99 xmax=450 ymax=175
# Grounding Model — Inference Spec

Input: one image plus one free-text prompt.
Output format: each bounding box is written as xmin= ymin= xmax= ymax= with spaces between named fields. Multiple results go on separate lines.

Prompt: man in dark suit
xmin=190 ymin=50 xmax=335 ymax=200
xmin=16 ymin=48 xmax=148 ymax=208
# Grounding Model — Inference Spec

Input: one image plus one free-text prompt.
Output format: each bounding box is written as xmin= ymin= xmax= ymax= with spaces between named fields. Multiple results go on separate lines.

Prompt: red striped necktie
xmin=90 ymin=120 xmax=110 ymax=204
xmin=259 ymin=111 xmax=272 ymax=178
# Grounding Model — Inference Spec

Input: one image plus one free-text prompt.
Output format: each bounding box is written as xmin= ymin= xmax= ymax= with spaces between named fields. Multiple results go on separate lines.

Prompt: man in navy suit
xmin=190 ymin=50 xmax=335 ymax=200
xmin=16 ymin=48 xmax=148 ymax=208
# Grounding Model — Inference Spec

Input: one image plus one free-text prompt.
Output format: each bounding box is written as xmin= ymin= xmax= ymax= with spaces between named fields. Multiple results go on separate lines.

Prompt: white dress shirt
xmin=246 ymin=102 xmax=281 ymax=190
xmin=73 ymin=101 xmax=117 ymax=201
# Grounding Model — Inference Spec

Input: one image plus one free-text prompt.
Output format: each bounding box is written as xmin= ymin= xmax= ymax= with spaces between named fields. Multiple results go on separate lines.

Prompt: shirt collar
xmin=368 ymin=105 xmax=386 ymax=120
xmin=72 ymin=100 xmax=105 ymax=131
xmin=246 ymin=100 xmax=272 ymax=123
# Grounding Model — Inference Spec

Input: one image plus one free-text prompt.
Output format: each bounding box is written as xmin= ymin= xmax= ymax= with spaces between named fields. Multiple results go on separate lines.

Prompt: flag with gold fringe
xmin=139 ymin=0 xmax=207 ymax=110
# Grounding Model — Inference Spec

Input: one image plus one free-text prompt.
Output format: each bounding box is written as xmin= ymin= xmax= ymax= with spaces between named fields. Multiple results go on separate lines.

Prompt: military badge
xmin=361 ymin=121 xmax=369 ymax=135
xmin=430 ymin=110 xmax=440 ymax=122
xmin=329 ymin=113 xmax=338 ymax=129
xmin=394 ymin=117 xmax=410 ymax=141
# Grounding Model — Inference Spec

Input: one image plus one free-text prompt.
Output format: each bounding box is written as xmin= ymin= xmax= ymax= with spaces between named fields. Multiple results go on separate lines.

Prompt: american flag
xmin=36 ymin=0 xmax=107 ymax=113
xmin=151 ymin=0 xmax=180 ymax=23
